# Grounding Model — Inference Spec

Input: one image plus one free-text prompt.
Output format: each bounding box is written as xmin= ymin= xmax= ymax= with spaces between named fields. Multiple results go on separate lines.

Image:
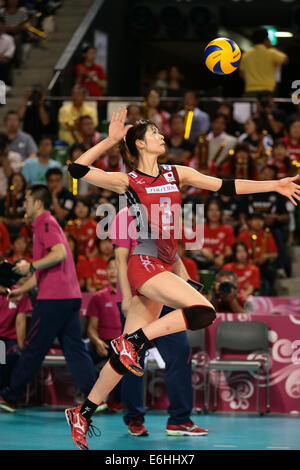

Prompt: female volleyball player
xmin=66 ymin=108 xmax=300 ymax=450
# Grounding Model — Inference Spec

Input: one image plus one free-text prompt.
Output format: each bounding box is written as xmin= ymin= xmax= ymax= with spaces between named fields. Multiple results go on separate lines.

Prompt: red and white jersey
xmin=125 ymin=164 xmax=181 ymax=264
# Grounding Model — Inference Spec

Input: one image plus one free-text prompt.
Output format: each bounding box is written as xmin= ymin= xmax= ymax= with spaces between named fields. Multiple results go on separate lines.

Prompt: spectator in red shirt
xmin=237 ymin=212 xmax=278 ymax=295
xmin=220 ymin=142 xmax=259 ymax=180
xmin=75 ymin=46 xmax=107 ymax=97
xmin=281 ymin=116 xmax=300 ymax=163
xmin=190 ymin=199 xmax=235 ymax=270
xmin=269 ymin=140 xmax=297 ymax=179
xmin=0 ymin=221 xmax=11 ymax=256
xmin=89 ymin=237 xmax=114 ymax=292
xmin=185 ymin=136 xmax=217 ymax=198
xmin=222 ymin=241 xmax=260 ymax=300
xmin=66 ymin=233 xmax=92 ymax=291
xmin=95 ymin=145 xmax=126 ymax=173
xmin=7 ymin=234 xmax=31 ymax=263
xmin=64 ymin=198 xmax=97 ymax=258
xmin=177 ymin=240 xmax=199 ymax=282
xmin=0 ymin=284 xmax=32 ymax=389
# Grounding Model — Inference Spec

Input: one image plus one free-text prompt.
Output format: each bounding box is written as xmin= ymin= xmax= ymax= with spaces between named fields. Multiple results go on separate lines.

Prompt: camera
xmin=217 ymin=280 xmax=236 ymax=298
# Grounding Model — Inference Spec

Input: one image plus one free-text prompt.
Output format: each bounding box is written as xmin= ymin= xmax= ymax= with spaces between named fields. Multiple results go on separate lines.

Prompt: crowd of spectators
xmin=0 ymin=25 xmax=299 ymax=309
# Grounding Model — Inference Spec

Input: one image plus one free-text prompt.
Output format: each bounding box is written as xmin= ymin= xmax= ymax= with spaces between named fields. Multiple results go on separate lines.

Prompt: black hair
xmin=252 ymin=28 xmax=269 ymax=45
xmin=70 ymin=142 xmax=86 ymax=157
xmin=215 ymin=269 xmax=238 ymax=285
xmin=107 ymin=255 xmax=115 ymax=266
xmin=229 ymin=142 xmax=257 ymax=179
xmin=4 ymin=110 xmax=19 ymax=122
xmin=45 ymin=167 xmax=63 ymax=180
xmin=78 ymin=115 xmax=93 ymax=125
xmin=0 ymin=16 xmax=5 ymax=23
xmin=8 ymin=172 xmax=27 ymax=192
xmin=273 ymin=139 xmax=287 ymax=150
xmin=247 ymin=116 xmax=264 ymax=134
xmin=205 ymin=198 xmax=222 ymax=221
xmin=232 ymin=241 xmax=249 ymax=262
xmin=170 ymin=113 xmax=185 ymax=124
xmin=119 ymin=120 xmax=157 ymax=170
xmin=82 ymin=45 xmax=96 ymax=55
xmin=0 ymin=132 xmax=10 ymax=152
xmin=127 ymin=103 xmax=142 ymax=114
xmin=29 ymin=185 xmax=52 ymax=210
xmin=38 ymin=134 xmax=54 ymax=146
xmin=211 ymin=113 xmax=227 ymax=124
xmin=287 ymin=116 xmax=300 ymax=134
xmin=74 ymin=197 xmax=91 ymax=216
xmin=247 ymin=212 xmax=264 ymax=221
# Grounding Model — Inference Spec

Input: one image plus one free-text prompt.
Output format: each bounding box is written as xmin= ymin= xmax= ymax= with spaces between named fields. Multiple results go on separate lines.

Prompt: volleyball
xmin=204 ymin=37 xmax=241 ymax=75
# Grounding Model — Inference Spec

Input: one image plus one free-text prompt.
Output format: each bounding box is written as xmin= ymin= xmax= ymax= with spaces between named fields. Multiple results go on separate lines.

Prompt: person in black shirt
xmin=18 ymin=85 xmax=52 ymax=144
xmin=45 ymin=167 xmax=75 ymax=226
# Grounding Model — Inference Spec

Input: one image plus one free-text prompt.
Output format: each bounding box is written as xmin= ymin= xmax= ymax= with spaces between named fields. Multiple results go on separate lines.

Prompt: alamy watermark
xmin=95 ymin=195 xmax=205 ymax=251
xmin=0 ymin=81 xmax=6 ymax=105
xmin=0 ymin=339 xmax=6 ymax=365
xmin=291 ymin=80 xmax=300 ymax=105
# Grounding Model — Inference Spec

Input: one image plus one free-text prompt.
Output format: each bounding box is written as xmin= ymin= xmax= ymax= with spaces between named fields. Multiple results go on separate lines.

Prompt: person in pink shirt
xmin=0 ymin=184 xmax=96 ymax=412
xmin=86 ymin=256 xmax=122 ymax=410
xmin=0 ymin=285 xmax=32 ymax=390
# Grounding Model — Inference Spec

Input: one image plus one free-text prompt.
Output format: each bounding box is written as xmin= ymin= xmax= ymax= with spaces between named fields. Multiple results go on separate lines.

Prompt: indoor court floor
xmin=0 ymin=408 xmax=299 ymax=451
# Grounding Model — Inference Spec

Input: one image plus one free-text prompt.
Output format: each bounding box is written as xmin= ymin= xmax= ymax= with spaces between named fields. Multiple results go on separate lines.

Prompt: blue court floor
xmin=0 ymin=408 xmax=299 ymax=451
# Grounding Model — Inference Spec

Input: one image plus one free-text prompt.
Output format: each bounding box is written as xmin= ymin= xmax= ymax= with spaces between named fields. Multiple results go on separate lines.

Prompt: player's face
xmin=143 ymin=125 xmax=165 ymax=155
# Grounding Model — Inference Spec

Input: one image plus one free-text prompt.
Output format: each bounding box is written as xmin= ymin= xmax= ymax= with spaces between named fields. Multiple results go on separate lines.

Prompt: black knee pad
xmin=109 ymin=353 xmax=128 ymax=376
xmin=182 ymin=305 xmax=216 ymax=331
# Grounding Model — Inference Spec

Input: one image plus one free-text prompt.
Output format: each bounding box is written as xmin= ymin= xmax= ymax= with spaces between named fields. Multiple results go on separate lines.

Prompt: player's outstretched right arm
xmin=68 ymin=107 xmax=132 ymax=194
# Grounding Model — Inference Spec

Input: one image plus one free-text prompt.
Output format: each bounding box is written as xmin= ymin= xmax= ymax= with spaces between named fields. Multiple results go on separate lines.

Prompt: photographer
xmin=18 ymin=85 xmax=51 ymax=144
xmin=207 ymin=270 xmax=245 ymax=313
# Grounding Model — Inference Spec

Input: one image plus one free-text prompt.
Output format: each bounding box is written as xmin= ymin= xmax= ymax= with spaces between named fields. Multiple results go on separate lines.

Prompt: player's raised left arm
xmin=175 ymin=166 xmax=300 ymax=206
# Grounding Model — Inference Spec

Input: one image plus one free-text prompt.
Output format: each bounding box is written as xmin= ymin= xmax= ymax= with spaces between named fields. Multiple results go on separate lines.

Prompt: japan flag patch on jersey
xmin=163 ymin=171 xmax=176 ymax=183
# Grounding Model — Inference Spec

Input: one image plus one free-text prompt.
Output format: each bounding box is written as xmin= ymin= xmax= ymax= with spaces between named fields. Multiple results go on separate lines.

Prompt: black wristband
xmin=68 ymin=162 xmax=90 ymax=179
xmin=218 ymin=179 xmax=237 ymax=196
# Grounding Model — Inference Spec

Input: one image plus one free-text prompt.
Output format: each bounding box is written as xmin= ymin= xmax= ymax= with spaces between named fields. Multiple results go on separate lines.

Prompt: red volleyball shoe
xmin=111 ymin=334 xmax=144 ymax=377
xmin=166 ymin=420 xmax=208 ymax=436
xmin=0 ymin=395 xmax=17 ymax=413
xmin=128 ymin=416 xmax=149 ymax=436
xmin=65 ymin=406 xmax=100 ymax=450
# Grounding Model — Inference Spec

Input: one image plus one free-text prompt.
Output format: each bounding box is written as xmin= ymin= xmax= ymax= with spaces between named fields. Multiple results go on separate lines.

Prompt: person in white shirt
xmin=207 ymin=113 xmax=237 ymax=167
xmin=0 ymin=16 xmax=15 ymax=86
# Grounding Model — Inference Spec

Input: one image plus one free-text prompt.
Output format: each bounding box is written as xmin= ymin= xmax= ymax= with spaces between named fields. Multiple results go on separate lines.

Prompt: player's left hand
xmin=13 ymin=259 xmax=30 ymax=276
xmin=276 ymin=175 xmax=300 ymax=206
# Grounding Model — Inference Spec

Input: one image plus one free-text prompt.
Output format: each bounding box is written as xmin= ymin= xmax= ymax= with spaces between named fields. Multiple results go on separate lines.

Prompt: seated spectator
xmin=281 ymin=116 xmax=300 ymax=163
xmin=0 ymin=219 xmax=11 ymax=255
xmin=86 ymin=256 xmax=122 ymax=408
xmin=222 ymin=241 xmax=260 ymax=302
xmin=269 ymin=140 xmax=297 ymax=179
xmin=164 ymin=114 xmax=194 ymax=164
xmin=208 ymin=194 xmax=241 ymax=230
xmin=207 ymin=270 xmax=245 ymax=313
xmin=0 ymin=284 xmax=32 ymax=390
xmin=168 ymin=65 xmax=184 ymax=93
xmin=64 ymin=198 xmax=97 ymax=258
xmin=75 ymin=45 xmax=107 ymax=97
xmin=142 ymin=88 xmax=170 ymax=137
xmin=238 ymin=116 xmax=272 ymax=160
xmin=0 ymin=133 xmax=13 ymax=197
xmin=22 ymin=135 xmax=61 ymax=185
xmin=95 ymin=145 xmax=126 ymax=173
xmin=7 ymin=233 xmax=31 ymax=263
xmin=4 ymin=110 xmax=37 ymax=160
xmin=238 ymin=165 xmax=289 ymax=278
xmin=220 ymin=142 xmax=259 ymax=180
xmin=89 ymin=238 xmax=114 ymax=291
xmin=178 ymin=90 xmax=210 ymax=142
xmin=77 ymin=115 xmax=101 ymax=149
xmin=45 ymin=167 xmax=75 ymax=225
xmin=207 ymin=113 xmax=237 ymax=167
xmin=239 ymin=27 xmax=288 ymax=97
xmin=0 ymin=171 xmax=26 ymax=233
xmin=66 ymin=233 xmax=92 ymax=292
xmin=216 ymin=102 xmax=243 ymax=137
xmin=186 ymin=199 xmax=235 ymax=270
xmin=255 ymin=93 xmax=286 ymax=140
xmin=0 ymin=15 xmax=15 ymax=88
xmin=87 ymin=187 xmax=119 ymax=218
xmin=62 ymin=142 xmax=90 ymax=196
xmin=177 ymin=240 xmax=199 ymax=282
xmin=126 ymin=103 xmax=142 ymax=126
xmin=237 ymin=213 xmax=278 ymax=294
xmin=185 ymin=135 xmax=217 ymax=198
xmin=58 ymin=84 xmax=98 ymax=145
xmin=153 ymin=66 xmax=168 ymax=96
xmin=18 ymin=85 xmax=51 ymax=145
xmin=0 ymin=0 xmax=29 ymax=68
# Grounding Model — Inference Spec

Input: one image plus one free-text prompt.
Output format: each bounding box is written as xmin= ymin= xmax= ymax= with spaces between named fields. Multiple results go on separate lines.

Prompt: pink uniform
xmin=0 ymin=291 xmax=32 ymax=339
xmin=32 ymin=211 xmax=81 ymax=300
xmin=110 ymin=207 xmax=137 ymax=303
xmin=86 ymin=286 xmax=122 ymax=340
